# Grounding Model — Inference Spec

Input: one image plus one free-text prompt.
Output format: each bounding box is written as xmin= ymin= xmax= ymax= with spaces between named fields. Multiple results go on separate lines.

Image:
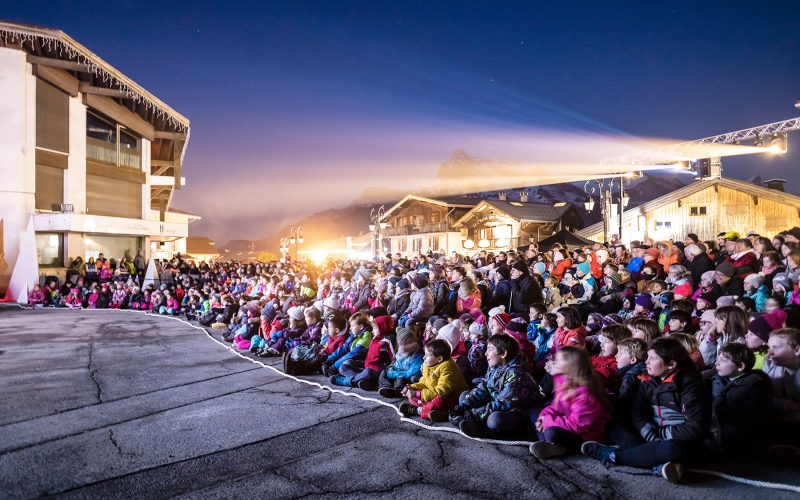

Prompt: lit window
xmin=508 ymin=201 xmax=524 ymax=207
xmin=689 ymin=206 xmax=707 ymax=216
xmin=553 ymin=202 xmax=566 ymax=207
xmin=655 ymin=221 xmax=672 ymax=230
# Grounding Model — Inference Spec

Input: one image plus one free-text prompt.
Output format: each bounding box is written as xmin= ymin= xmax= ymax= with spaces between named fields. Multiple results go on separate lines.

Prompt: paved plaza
xmin=0 ymin=306 xmax=798 ymax=499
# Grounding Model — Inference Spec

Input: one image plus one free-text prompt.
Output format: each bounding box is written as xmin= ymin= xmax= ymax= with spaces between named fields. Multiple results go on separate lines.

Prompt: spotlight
xmin=768 ymin=133 xmax=788 ymax=154
xmin=583 ymin=196 xmax=595 ymax=212
xmin=753 ymin=135 xmax=764 ymax=148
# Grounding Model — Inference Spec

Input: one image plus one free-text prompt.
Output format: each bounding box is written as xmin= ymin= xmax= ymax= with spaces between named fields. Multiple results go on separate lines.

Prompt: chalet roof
xmin=381 ymin=194 xmax=480 ymax=220
xmin=454 ymin=200 xmax=575 ymax=227
xmin=575 ymin=176 xmax=800 ymax=238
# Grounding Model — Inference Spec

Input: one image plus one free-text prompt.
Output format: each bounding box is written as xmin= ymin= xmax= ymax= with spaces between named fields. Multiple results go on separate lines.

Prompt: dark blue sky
xmin=6 ymin=1 xmax=800 ymax=241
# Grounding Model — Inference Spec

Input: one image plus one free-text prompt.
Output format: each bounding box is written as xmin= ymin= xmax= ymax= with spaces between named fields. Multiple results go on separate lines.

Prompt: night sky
xmin=5 ymin=1 xmax=800 ymax=243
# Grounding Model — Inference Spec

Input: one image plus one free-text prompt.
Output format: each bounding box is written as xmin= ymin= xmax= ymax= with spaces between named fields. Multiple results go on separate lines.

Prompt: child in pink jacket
xmin=529 ymin=346 xmax=611 ymax=459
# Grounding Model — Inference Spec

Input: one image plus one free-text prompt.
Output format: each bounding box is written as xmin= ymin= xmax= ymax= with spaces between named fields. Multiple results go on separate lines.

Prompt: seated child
xmin=450 ymin=334 xmax=543 ymax=437
xmin=527 ymin=304 xmax=547 ymax=342
xmin=763 ymin=328 xmax=800 ymax=461
xmin=331 ymin=315 xmax=395 ymax=389
xmin=592 ymin=324 xmax=631 ymax=393
xmin=666 ymin=310 xmax=692 ymax=335
xmin=711 ymin=343 xmax=772 ymax=454
xmin=746 ymin=315 xmax=772 ymax=370
xmin=529 ymin=346 xmax=611 ymax=459
xmin=670 ymin=333 xmax=705 ymax=371
xmin=543 ymin=276 xmax=563 ymax=311
xmin=379 ymin=327 xmax=424 ymax=398
xmin=582 ymin=337 xmax=709 ymax=483
xmin=399 ymin=339 xmax=469 ymax=422
xmin=28 ymin=285 xmax=46 ymax=308
xmin=463 ymin=319 xmax=489 ymax=384
xmin=613 ymin=338 xmax=648 ymax=417
xmin=64 ymin=288 xmax=83 ymax=309
xmin=531 ymin=312 xmax=558 ymax=377
xmin=321 ymin=312 xmax=373 ymax=377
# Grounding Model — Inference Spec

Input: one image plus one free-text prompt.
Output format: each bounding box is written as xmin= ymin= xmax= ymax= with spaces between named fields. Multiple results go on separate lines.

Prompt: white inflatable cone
xmin=7 ymin=217 xmax=40 ymax=304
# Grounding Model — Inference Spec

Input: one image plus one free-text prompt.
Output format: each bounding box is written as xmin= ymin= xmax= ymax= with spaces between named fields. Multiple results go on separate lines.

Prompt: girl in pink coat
xmin=529 ymin=346 xmax=611 ymax=459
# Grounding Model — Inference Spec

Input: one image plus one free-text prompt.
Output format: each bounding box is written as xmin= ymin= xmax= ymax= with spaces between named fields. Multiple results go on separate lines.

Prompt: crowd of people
xmin=26 ymin=226 xmax=800 ymax=483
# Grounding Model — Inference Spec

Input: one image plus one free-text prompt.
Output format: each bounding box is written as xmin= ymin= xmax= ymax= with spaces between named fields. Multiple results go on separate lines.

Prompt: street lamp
xmin=369 ymin=205 xmax=387 ymax=257
xmin=279 ymin=237 xmax=290 ymax=261
xmin=288 ymin=226 xmax=303 ymax=261
xmin=584 ymin=175 xmax=630 ymax=244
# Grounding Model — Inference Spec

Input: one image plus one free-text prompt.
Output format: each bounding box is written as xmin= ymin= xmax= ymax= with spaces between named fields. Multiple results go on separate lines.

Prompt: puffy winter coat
xmin=551 ymin=326 xmax=587 ymax=354
xmin=405 ymin=287 xmax=434 ymax=322
xmin=510 ymin=274 xmax=542 ymax=318
xmin=363 ymin=334 xmax=394 ymax=372
xmin=538 ymin=374 xmax=610 ymax=442
xmin=328 ymin=327 xmax=373 ymax=369
xmin=408 ymin=358 xmax=469 ymax=402
xmin=460 ymin=355 xmax=543 ymax=422
xmin=631 ymin=368 xmax=709 ymax=442
xmin=711 ymin=370 xmax=772 ymax=448
xmin=385 ymin=349 xmax=424 ymax=381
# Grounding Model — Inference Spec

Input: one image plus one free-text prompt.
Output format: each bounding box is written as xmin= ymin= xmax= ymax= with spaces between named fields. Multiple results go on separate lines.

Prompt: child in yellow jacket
xmin=399 ymin=339 xmax=469 ymax=421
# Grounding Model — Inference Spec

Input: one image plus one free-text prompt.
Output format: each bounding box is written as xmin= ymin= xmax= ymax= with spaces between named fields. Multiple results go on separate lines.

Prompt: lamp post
xmin=584 ymin=175 xmax=630 ymax=244
xmin=279 ymin=237 xmax=289 ymax=262
xmin=368 ymin=205 xmax=387 ymax=258
xmin=288 ymin=225 xmax=303 ymax=261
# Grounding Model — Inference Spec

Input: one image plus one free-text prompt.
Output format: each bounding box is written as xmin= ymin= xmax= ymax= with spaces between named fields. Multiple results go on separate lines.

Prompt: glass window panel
xmin=119 ymin=129 xmax=141 ymax=169
xmin=36 ymin=80 xmax=69 ymax=153
xmin=35 ymin=232 xmax=64 ymax=267
xmin=87 ymin=112 xmax=117 ymax=165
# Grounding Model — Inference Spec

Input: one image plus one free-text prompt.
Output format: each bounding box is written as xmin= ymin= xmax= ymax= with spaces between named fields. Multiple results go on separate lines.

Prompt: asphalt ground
xmin=0 ymin=306 xmax=798 ymax=499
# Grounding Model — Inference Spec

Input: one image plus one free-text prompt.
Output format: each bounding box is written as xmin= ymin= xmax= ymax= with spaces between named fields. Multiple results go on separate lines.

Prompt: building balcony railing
xmin=463 ymin=236 xmax=523 ymax=251
xmin=383 ymin=222 xmax=451 ymax=236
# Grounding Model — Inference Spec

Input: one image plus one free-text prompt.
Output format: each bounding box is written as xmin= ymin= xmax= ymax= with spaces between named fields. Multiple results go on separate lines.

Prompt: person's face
xmin=699 ymin=318 xmax=715 ymax=336
xmin=525 ymin=249 xmax=535 ymax=259
xmin=715 ymin=354 xmax=742 ymax=378
xmin=715 ymin=272 xmax=730 ymax=285
xmin=646 ymin=350 xmax=675 ymax=378
xmin=745 ymin=331 xmax=766 ymax=349
xmin=530 ymin=308 xmax=542 ymax=321
xmin=599 ymin=335 xmax=617 ymax=357
xmin=551 ymin=351 xmax=569 ymax=376
xmin=765 ymin=298 xmax=780 ymax=313
xmin=631 ymin=327 xmax=647 ymax=340
xmin=510 ymin=268 xmax=522 ymax=280
xmin=490 ymin=319 xmax=504 ymax=335
xmin=668 ymin=318 xmax=685 ymax=333
xmin=423 ymin=348 xmax=443 ymax=367
xmin=556 ymin=313 xmax=566 ymax=328
xmin=768 ymin=336 xmax=800 ymax=367
xmin=714 ymin=316 xmax=726 ymax=333
xmin=402 ymin=339 xmax=419 ymax=354
xmin=486 ymin=343 xmax=506 ymax=367
xmin=762 ymin=256 xmax=775 ymax=269
xmin=618 ymin=344 xmax=637 ymax=367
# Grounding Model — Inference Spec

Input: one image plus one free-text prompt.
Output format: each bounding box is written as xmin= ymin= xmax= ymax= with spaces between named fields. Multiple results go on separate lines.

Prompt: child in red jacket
xmin=592 ymin=324 xmax=631 ymax=394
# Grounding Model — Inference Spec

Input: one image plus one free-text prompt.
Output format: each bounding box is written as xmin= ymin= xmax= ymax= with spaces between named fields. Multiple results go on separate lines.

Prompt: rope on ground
xmin=4 ymin=303 xmax=800 ymax=492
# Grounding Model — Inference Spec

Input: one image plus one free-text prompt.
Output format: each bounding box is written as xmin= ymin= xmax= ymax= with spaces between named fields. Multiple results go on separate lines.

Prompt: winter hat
xmin=700 ymin=309 xmax=717 ymax=324
xmin=496 ymin=266 xmax=511 ymax=280
xmin=748 ymin=315 xmax=772 ymax=342
xmin=388 ymin=276 xmax=401 ymax=286
xmin=488 ymin=305 xmax=506 ymax=319
xmin=606 ymin=273 xmax=622 ymax=288
xmin=373 ymin=315 xmax=395 ymax=336
xmin=412 ymin=274 xmax=429 ymax=289
xmin=696 ymin=296 xmax=714 ymax=310
xmin=602 ymin=314 xmax=623 ymax=327
xmin=635 ymin=293 xmax=654 ymax=310
xmin=436 ymin=324 xmax=461 ymax=351
xmin=323 ymin=296 xmax=341 ymax=310
xmin=432 ymin=318 xmax=449 ymax=332
xmin=288 ymin=306 xmax=305 ymax=321
xmin=492 ymin=313 xmax=511 ymax=329
xmin=504 ymin=317 xmax=528 ymax=336
xmin=772 ymin=273 xmax=792 ymax=290
xmin=716 ymin=295 xmax=736 ymax=308
xmin=673 ymin=282 xmax=692 ymax=298
xmin=765 ymin=309 xmax=787 ymax=331
xmin=715 ymin=261 xmax=735 ymax=279
xmin=722 ymin=231 xmax=741 ymax=241
xmin=469 ymin=321 xmax=488 ymax=338
xmin=511 ymin=260 xmax=529 ymax=274
xmin=575 ymin=262 xmax=591 ymax=276
xmin=588 ymin=312 xmax=604 ymax=325
xmin=744 ymin=274 xmax=765 ymax=288
xmin=396 ymin=327 xmax=417 ymax=345
xmin=396 ymin=278 xmax=410 ymax=290
xmin=312 ymin=300 xmax=325 ymax=313
xmin=700 ymin=271 xmax=717 ymax=285
xmin=533 ymin=262 xmax=547 ymax=275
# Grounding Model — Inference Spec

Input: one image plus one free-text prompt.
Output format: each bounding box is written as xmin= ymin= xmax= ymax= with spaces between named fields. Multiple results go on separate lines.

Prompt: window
xmin=84 ymin=235 xmax=140 ymax=260
xmin=431 ymin=212 xmax=441 ymax=224
xmin=36 ymin=232 xmax=64 ymax=267
xmin=428 ymin=236 xmax=440 ymax=251
xmin=86 ymin=174 xmax=142 ymax=218
xmin=655 ymin=221 xmax=672 ymax=230
xmin=398 ymin=239 xmax=407 ymax=253
xmin=35 ymin=164 xmax=64 ymax=210
xmin=412 ymin=238 xmax=423 ymax=253
xmin=689 ymin=206 xmax=707 ymax=216
xmin=508 ymin=201 xmax=524 ymax=207
xmin=36 ymin=79 xmax=69 ymax=153
xmin=86 ymin=111 xmax=141 ymax=169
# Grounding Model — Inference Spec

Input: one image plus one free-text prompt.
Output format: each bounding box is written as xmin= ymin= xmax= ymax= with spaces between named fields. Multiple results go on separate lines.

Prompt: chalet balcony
xmin=383 ymin=222 xmax=451 ymax=236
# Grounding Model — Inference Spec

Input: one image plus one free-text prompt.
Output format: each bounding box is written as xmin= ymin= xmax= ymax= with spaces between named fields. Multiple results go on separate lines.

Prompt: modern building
xmin=575 ymin=176 xmax=800 ymax=243
xmin=453 ymin=193 xmax=583 ymax=251
xmin=378 ymin=195 xmax=481 ymax=256
xmin=0 ymin=21 xmax=192 ymax=295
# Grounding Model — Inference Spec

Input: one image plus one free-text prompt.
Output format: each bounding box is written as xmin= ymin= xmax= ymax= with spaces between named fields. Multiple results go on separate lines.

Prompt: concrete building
xmin=0 ymin=21 xmax=192 ymax=295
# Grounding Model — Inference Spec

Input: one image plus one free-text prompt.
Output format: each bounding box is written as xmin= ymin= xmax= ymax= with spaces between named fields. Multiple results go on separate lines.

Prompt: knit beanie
xmin=700 ymin=270 xmax=717 ymax=285
xmin=288 ymin=306 xmax=305 ymax=321
xmin=469 ymin=321 xmax=488 ymax=338
xmin=496 ymin=266 xmax=511 ymax=280
xmin=700 ymin=309 xmax=717 ymax=324
xmin=323 ymin=296 xmax=341 ymax=310
xmin=635 ymin=293 xmax=654 ymax=310
xmin=512 ymin=260 xmax=529 ymax=274
xmin=412 ymin=274 xmax=429 ymax=289
xmin=771 ymin=273 xmax=791 ymax=291
xmin=673 ymin=282 xmax=692 ymax=298
xmin=744 ymin=273 xmax=765 ymax=288
xmin=493 ymin=312 xmax=511 ymax=328
xmin=396 ymin=278 xmax=410 ymax=290
xmin=313 ymin=300 xmax=325 ymax=313
xmin=504 ymin=317 xmax=528 ymax=336
xmin=433 ymin=318 xmax=448 ymax=332
xmin=602 ymin=314 xmax=623 ymax=327
xmin=716 ymin=296 xmax=736 ymax=308
xmin=606 ymin=273 xmax=622 ymax=288
xmin=488 ymin=305 xmax=506 ymax=319
xmin=576 ymin=262 xmax=591 ymax=276
xmin=396 ymin=327 xmax=417 ymax=345
xmin=748 ymin=315 xmax=772 ymax=342
xmin=436 ymin=324 xmax=461 ymax=351
xmin=533 ymin=262 xmax=547 ymax=275
xmin=716 ymin=261 xmax=735 ymax=279
xmin=373 ymin=315 xmax=395 ymax=336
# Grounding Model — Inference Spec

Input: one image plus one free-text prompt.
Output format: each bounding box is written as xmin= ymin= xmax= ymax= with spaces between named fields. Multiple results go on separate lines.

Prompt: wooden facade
xmin=577 ymin=177 xmax=800 ymax=243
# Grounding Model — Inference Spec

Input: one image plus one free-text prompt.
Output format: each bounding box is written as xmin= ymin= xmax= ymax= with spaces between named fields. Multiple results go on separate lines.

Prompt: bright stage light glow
xmin=311 ymin=251 xmax=327 ymax=264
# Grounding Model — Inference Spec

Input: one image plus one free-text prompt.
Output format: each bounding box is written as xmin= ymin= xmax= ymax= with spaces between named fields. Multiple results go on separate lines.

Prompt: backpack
xmin=284 ymin=343 xmax=321 ymax=376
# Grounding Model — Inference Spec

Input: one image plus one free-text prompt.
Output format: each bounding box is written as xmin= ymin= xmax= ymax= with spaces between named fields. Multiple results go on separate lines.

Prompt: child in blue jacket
xmin=378 ymin=327 xmax=424 ymax=398
xmin=322 ymin=312 xmax=373 ymax=376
